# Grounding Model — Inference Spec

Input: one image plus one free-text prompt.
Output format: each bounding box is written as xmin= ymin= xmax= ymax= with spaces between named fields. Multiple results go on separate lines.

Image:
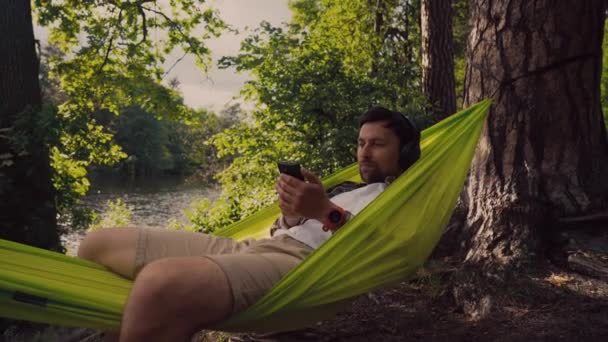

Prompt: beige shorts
xmin=134 ymin=228 xmax=313 ymax=315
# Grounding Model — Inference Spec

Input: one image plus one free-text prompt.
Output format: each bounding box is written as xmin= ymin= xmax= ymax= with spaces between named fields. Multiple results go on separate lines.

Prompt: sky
xmin=170 ymin=0 xmax=292 ymax=110
xmin=34 ymin=0 xmax=293 ymax=111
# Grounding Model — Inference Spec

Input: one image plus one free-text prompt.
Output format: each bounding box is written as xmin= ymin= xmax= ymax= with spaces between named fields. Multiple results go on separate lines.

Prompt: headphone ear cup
xmin=395 ymin=112 xmax=421 ymax=169
xmin=399 ymin=141 xmax=421 ymax=169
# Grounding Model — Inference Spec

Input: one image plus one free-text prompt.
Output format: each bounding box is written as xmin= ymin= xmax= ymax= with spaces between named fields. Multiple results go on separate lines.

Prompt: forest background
xmin=2 ymin=0 xmax=475 ymax=242
xmin=2 ymin=0 xmax=608 ymax=340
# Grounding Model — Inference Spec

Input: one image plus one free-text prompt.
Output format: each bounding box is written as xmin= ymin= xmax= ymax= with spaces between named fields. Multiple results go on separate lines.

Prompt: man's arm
xmin=271 ymin=178 xmax=359 ymax=235
xmin=275 ymin=169 xmax=345 ymax=226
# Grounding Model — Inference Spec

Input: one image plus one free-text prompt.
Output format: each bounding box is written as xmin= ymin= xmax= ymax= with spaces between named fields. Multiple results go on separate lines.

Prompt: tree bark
xmin=421 ymin=0 xmax=457 ymax=120
xmin=0 ymin=0 xmax=60 ymax=249
xmin=460 ymin=0 xmax=608 ymax=268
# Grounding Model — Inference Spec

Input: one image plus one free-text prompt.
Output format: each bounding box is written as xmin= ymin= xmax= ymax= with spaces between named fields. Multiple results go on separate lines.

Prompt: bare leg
xmin=78 ymin=228 xmax=140 ymax=340
xmin=77 ymin=227 xmax=140 ymax=278
xmin=119 ymin=257 xmax=233 ymax=341
xmin=78 ymin=228 xmax=235 ymax=340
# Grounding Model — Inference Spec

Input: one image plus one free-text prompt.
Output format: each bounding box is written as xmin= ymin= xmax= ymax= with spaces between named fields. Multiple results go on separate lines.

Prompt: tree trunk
xmin=0 ymin=0 xmax=60 ymax=249
xmin=421 ymin=0 xmax=457 ymax=120
xmin=461 ymin=0 xmax=608 ymax=268
xmin=370 ymin=0 xmax=386 ymax=78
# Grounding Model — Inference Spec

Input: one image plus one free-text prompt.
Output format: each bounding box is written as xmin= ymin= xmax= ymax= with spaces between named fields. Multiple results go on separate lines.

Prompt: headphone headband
xmin=394 ymin=111 xmax=420 ymax=141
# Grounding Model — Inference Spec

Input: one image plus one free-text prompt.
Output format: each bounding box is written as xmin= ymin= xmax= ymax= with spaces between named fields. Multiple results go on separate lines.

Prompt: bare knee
xmin=78 ymin=228 xmax=109 ymax=261
xmin=135 ymin=257 xmax=232 ymax=318
xmin=121 ymin=257 xmax=233 ymax=339
xmin=77 ymin=227 xmax=139 ymax=277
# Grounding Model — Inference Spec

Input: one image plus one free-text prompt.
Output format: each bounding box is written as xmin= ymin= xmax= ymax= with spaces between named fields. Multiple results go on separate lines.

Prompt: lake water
xmin=61 ymin=177 xmax=219 ymax=254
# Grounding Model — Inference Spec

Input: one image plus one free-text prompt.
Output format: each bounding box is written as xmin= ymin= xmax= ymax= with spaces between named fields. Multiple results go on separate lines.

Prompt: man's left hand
xmin=276 ymin=169 xmax=333 ymax=222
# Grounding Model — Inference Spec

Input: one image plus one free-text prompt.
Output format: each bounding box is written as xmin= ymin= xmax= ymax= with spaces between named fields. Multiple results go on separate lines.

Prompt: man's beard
xmin=359 ymin=167 xmax=386 ymax=184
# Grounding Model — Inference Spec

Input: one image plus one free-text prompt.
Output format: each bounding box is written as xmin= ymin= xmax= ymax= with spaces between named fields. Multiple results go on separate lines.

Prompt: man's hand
xmin=275 ymin=176 xmax=301 ymax=226
xmin=276 ymin=169 xmax=333 ymax=222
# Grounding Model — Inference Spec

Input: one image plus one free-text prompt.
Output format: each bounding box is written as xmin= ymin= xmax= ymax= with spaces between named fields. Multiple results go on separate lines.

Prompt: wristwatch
xmin=322 ymin=206 xmax=348 ymax=232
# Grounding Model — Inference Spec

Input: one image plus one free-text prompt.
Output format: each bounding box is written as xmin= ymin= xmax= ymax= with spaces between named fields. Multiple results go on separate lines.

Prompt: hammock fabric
xmin=0 ymin=99 xmax=492 ymax=333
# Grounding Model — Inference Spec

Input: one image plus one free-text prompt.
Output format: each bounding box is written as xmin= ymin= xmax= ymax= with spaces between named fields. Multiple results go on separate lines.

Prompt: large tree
xmin=420 ymin=0 xmax=457 ymax=120
xmin=461 ymin=0 xmax=608 ymax=269
xmin=0 ymin=0 xmax=60 ymax=249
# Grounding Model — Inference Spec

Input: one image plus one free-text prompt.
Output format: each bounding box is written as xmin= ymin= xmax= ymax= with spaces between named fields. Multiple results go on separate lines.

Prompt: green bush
xmin=89 ymin=199 xmax=133 ymax=232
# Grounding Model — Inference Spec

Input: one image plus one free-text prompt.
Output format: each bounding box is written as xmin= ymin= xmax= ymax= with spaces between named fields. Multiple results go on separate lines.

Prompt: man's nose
xmin=359 ymin=145 xmax=371 ymax=159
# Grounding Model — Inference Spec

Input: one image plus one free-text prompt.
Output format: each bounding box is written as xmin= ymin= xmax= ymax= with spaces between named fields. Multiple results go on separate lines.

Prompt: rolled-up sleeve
xmin=269 ymin=215 xmax=308 ymax=236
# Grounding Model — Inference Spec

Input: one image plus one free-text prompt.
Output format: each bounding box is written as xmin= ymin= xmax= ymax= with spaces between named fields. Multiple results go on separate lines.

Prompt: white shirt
xmin=273 ymin=182 xmax=387 ymax=249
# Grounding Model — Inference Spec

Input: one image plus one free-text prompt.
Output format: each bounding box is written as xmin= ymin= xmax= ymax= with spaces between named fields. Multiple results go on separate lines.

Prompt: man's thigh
xmin=208 ymin=252 xmax=303 ymax=315
xmin=134 ymin=228 xmax=252 ymax=275
xmin=121 ymin=256 xmax=234 ymax=339
xmin=122 ymin=252 xmax=301 ymax=336
xmin=78 ymin=227 xmax=247 ymax=279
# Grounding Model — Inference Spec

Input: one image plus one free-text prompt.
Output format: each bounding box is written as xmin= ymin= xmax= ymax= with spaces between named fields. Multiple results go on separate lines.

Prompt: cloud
xmin=180 ymin=82 xmax=239 ymax=110
xmin=34 ymin=0 xmax=292 ymax=111
xmin=173 ymin=0 xmax=292 ymax=109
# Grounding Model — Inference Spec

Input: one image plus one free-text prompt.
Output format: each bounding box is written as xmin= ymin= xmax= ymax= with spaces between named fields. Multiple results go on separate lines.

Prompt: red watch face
xmin=328 ymin=209 xmax=343 ymax=224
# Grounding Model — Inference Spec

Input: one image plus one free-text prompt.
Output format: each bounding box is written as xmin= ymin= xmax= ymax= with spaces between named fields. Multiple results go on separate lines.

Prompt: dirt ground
xmin=196 ymin=258 xmax=608 ymax=342
xmin=199 ymin=219 xmax=608 ymax=342
xmin=2 ymin=260 xmax=607 ymax=341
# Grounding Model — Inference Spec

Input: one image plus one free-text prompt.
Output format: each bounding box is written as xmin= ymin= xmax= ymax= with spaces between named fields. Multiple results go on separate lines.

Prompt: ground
xmin=3 ymin=233 xmax=608 ymax=342
xmin=198 ymin=258 xmax=608 ymax=342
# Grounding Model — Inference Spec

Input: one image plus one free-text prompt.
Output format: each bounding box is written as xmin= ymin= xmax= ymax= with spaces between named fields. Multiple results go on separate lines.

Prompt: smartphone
xmin=277 ymin=161 xmax=305 ymax=181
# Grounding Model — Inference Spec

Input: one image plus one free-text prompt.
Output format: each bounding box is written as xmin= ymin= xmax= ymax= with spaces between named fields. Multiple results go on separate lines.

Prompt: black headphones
xmin=396 ymin=113 xmax=421 ymax=170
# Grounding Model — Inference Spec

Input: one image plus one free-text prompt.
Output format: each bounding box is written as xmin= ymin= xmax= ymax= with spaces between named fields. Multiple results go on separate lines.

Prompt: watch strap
xmin=322 ymin=206 xmax=351 ymax=232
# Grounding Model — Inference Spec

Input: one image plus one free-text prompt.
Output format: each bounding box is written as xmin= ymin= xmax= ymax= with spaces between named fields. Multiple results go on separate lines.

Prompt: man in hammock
xmin=78 ymin=107 xmax=420 ymax=341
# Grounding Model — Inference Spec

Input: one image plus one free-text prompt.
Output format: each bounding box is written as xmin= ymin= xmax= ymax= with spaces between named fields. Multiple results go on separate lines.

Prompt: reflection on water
xmin=83 ymin=177 xmax=219 ymax=228
xmin=62 ymin=177 xmax=219 ymax=255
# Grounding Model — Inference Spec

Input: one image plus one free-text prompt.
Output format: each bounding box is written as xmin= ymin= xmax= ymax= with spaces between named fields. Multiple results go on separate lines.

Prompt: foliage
xmin=5 ymin=106 xmax=94 ymax=234
xmin=39 ymin=45 xmax=68 ymax=105
xmin=89 ymin=199 xmax=133 ymax=232
xmin=30 ymin=0 xmax=227 ymax=232
xmin=112 ymin=106 xmax=172 ymax=177
xmin=8 ymin=106 xmax=60 ymax=161
xmin=163 ymin=105 xmax=239 ymax=180
xmin=33 ymin=0 xmax=225 ymax=118
xmin=49 ymin=108 xmax=127 ymax=231
xmin=183 ymin=1 xmax=429 ymax=232
xmin=91 ymin=105 xmax=238 ymax=181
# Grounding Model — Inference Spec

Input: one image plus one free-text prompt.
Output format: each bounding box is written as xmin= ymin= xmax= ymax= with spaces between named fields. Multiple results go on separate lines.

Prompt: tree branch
xmin=163 ymin=52 xmax=188 ymax=79
xmin=96 ymin=9 xmax=123 ymax=75
xmin=141 ymin=6 xmax=203 ymax=60
xmin=136 ymin=5 xmax=148 ymax=48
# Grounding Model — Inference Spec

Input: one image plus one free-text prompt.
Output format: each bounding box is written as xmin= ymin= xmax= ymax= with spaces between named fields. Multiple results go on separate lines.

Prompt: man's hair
xmin=358 ymin=106 xmax=421 ymax=170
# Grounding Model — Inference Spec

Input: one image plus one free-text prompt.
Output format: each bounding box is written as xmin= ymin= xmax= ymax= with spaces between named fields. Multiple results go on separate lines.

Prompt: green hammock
xmin=0 ymin=99 xmax=492 ymax=333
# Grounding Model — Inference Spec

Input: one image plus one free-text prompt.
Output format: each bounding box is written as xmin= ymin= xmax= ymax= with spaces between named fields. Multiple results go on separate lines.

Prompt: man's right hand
xmin=276 ymin=175 xmax=302 ymax=227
